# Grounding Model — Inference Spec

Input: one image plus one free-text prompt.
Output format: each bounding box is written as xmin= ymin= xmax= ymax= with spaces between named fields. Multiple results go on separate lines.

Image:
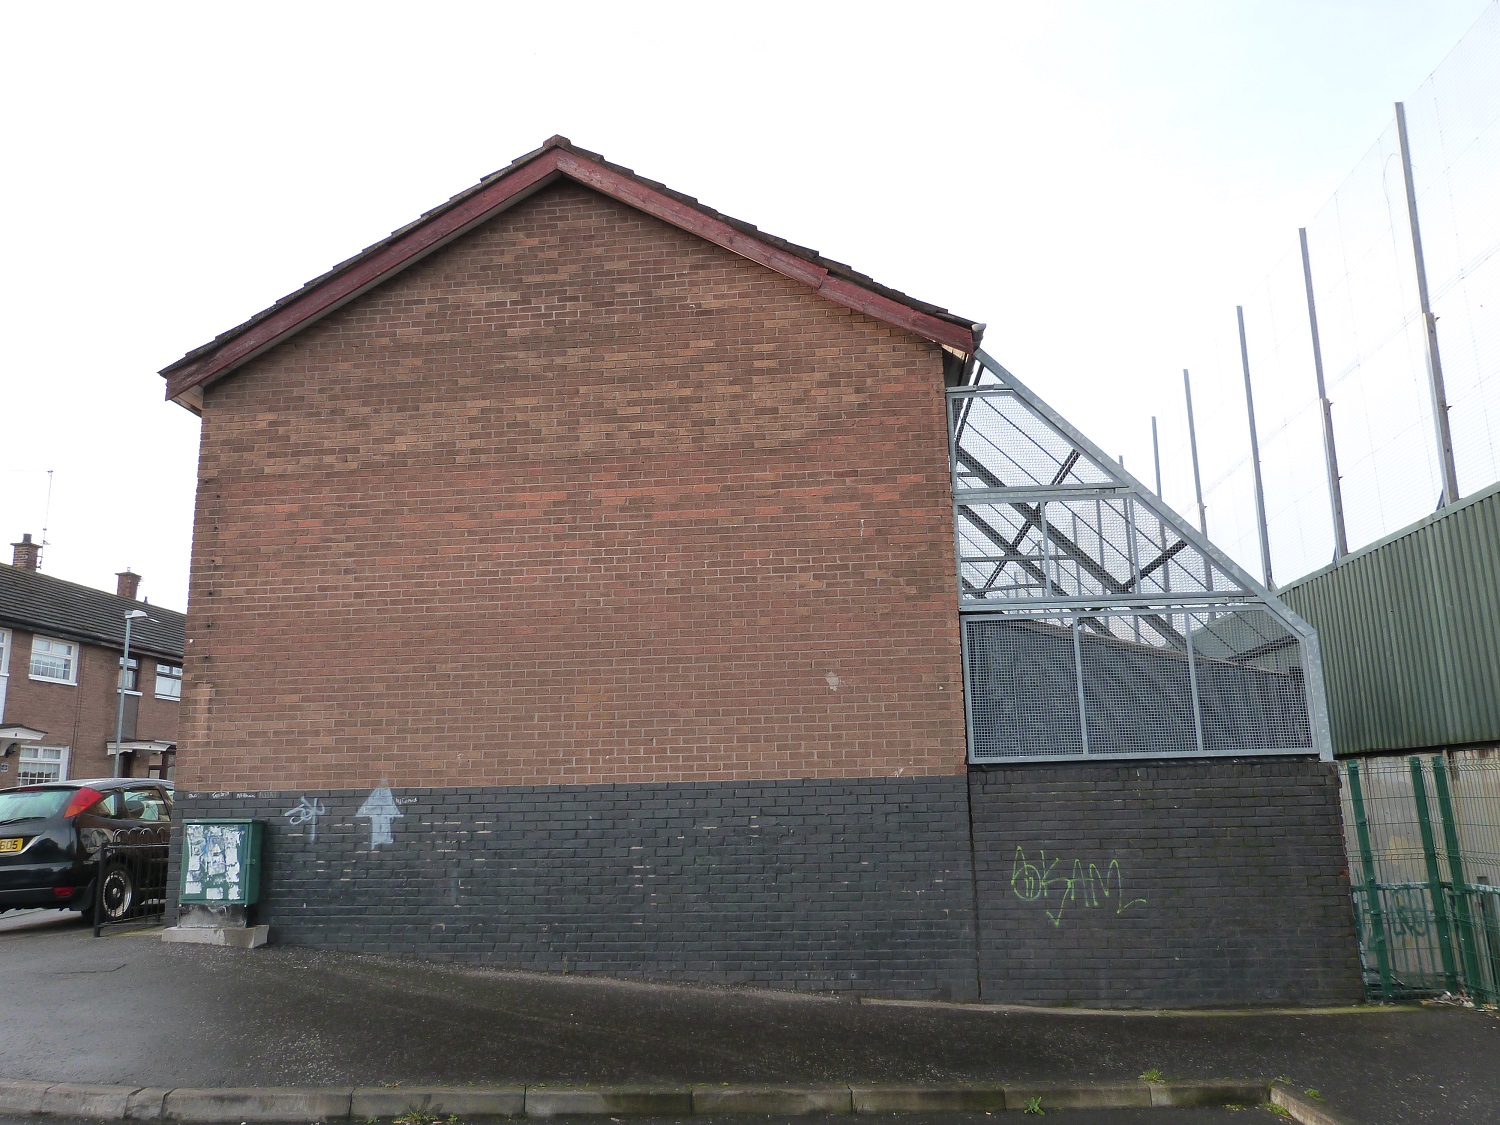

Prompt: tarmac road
xmin=0 ymin=1117 xmax=1250 ymax=1125
xmin=2 ymin=907 xmax=1496 ymax=1124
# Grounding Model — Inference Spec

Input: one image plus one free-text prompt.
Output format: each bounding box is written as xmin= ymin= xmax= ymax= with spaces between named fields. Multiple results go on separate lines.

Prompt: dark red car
xmin=0 ymin=778 xmax=173 ymax=923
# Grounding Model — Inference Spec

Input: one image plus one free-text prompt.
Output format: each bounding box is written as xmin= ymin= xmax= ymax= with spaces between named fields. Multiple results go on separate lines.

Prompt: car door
xmin=75 ymin=790 xmax=127 ymax=857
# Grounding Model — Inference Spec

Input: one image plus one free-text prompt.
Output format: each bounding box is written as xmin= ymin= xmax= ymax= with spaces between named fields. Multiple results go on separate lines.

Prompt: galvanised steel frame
xmin=952 ymin=350 xmax=1333 ymax=765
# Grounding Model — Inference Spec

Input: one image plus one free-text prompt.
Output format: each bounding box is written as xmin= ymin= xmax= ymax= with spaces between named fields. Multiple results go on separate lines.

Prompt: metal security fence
xmin=92 ymin=842 xmax=171 ymax=935
xmin=1155 ymin=5 xmax=1500 ymax=587
xmin=953 ymin=351 xmax=1332 ymax=763
xmin=1341 ymin=753 xmax=1500 ymax=1005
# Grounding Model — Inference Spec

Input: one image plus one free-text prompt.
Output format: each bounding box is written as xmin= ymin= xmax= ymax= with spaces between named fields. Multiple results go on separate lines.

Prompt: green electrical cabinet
xmin=179 ymin=819 xmax=264 ymax=906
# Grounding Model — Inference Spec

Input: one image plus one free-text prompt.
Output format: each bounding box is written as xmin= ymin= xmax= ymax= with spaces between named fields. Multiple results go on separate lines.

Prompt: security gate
xmin=1342 ymin=754 xmax=1500 ymax=1005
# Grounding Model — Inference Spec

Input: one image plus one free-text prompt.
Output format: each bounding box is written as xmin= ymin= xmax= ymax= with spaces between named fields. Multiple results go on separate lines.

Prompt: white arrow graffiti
xmin=356 ymin=786 xmax=403 ymax=849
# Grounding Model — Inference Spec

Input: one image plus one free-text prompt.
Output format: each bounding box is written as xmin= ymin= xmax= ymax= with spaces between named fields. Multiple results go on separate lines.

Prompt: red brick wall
xmin=182 ymin=182 xmax=965 ymax=791
xmin=2 ymin=630 xmax=180 ymax=785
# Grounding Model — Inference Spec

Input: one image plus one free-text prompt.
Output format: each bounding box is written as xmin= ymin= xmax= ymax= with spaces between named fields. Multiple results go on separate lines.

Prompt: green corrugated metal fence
xmin=1341 ymin=754 xmax=1500 ymax=1005
xmin=1281 ymin=482 xmax=1500 ymax=757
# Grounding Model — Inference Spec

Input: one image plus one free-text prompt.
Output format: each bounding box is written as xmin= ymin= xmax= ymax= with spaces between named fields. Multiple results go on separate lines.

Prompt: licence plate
xmin=0 ymin=838 xmax=22 ymax=854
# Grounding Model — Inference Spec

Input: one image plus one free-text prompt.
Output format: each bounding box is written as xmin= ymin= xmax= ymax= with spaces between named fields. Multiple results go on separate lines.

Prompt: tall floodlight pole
xmin=1183 ymin=369 xmax=1208 ymax=536
xmin=1151 ymin=417 xmax=1164 ymax=498
xmin=113 ymin=609 xmax=149 ymax=778
xmin=1299 ymin=227 xmax=1349 ymax=558
xmin=1149 ymin=415 xmax=1172 ymax=594
xmin=1395 ymin=101 xmax=1461 ymax=507
xmin=1237 ymin=306 xmax=1275 ymax=590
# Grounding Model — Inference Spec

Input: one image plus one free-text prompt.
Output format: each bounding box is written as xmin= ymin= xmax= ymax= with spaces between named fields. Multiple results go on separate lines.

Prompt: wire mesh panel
xmin=965 ymin=610 xmax=1315 ymax=761
xmin=952 ymin=391 xmax=1114 ymax=491
xmin=1191 ymin=609 xmax=1312 ymax=752
xmin=964 ymin=616 xmax=1083 ymax=761
xmin=953 ymin=353 xmax=1331 ymax=764
xmin=1078 ymin=612 xmax=1197 ymax=757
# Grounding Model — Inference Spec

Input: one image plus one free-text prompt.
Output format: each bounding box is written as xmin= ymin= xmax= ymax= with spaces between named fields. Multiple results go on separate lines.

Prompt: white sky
xmin=1 ymin=0 xmax=1491 ymax=612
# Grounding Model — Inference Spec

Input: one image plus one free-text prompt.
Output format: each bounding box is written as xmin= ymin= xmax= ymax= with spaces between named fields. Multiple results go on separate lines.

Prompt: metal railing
xmin=92 ymin=842 xmax=171 ymax=935
xmin=954 ymin=352 xmax=1332 ymax=763
xmin=1342 ymin=753 xmax=1500 ymax=1005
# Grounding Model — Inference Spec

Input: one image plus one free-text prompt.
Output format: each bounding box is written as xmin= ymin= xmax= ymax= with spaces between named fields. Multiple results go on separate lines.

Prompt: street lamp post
xmin=113 ymin=609 xmax=150 ymax=778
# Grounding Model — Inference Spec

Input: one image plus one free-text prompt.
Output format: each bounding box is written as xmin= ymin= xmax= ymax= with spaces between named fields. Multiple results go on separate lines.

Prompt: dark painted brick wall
xmin=169 ymin=776 xmax=979 ymax=1000
xmin=969 ymin=757 xmax=1364 ymax=1007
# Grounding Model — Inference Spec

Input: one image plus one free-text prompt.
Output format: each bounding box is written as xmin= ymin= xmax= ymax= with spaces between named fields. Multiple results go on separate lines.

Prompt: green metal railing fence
xmin=1341 ymin=753 xmax=1500 ymax=1005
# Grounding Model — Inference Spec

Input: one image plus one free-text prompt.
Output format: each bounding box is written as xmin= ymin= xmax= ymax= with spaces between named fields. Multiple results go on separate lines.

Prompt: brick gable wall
xmin=182 ymin=182 xmax=965 ymax=792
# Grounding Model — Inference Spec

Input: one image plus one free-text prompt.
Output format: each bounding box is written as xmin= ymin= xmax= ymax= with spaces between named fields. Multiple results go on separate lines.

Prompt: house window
xmin=155 ymin=664 xmax=183 ymax=701
xmin=29 ymin=637 xmax=78 ymax=685
xmin=119 ymin=657 xmax=139 ymax=692
xmin=19 ymin=746 xmax=67 ymax=786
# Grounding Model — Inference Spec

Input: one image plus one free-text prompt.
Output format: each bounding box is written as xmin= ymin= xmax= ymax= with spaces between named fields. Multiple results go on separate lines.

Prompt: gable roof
xmin=0 ymin=564 xmax=185 ymax=661
xmin=160 ymin=137 xmax=981 ymax=410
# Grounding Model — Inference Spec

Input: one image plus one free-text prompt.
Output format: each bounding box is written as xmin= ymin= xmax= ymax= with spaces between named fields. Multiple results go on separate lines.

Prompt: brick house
xmin=1 ymin=535 xmax=184 ymax=786
xmin=159 ymin=138 xmax=1360 ymax=1005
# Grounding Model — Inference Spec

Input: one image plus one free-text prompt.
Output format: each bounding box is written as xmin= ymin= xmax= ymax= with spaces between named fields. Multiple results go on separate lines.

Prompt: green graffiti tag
xmin=1010 ymin=846 xmax=1147 ymax=926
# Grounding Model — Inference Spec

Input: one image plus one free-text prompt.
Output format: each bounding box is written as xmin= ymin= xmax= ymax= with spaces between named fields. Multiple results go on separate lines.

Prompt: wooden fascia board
xmin=165 ymin=148 xmax=974 ymax=404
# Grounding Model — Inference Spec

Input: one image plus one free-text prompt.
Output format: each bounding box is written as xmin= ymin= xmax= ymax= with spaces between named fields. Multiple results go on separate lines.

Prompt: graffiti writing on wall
xmin=1010 ymin=846 xmax=1146 ymax=927
xmin=284 ymin=795 xmax=327 ymax=843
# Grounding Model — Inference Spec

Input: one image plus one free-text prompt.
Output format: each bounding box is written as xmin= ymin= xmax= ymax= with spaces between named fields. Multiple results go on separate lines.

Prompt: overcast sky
xmin=0 ymin=0 xmax=1491 ymax=612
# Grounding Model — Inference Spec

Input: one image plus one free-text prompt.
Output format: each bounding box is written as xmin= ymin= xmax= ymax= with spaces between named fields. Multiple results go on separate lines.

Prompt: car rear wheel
xmin=99 ymin=865 xmax=134 ymax=922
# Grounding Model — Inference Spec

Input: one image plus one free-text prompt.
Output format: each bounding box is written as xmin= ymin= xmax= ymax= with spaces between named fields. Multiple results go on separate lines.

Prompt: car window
xmin=0 ymin=788 xmax=73 ymax=822
xmin=122 ymin=788 xmax=170 ymax=822
xmin=86 ymin=792 xmax=124 ymax=818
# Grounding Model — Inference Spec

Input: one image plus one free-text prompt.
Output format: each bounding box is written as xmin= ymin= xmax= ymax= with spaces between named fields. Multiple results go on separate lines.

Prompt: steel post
xmin=1298 ymin=227 xmax=1349 ymax=558
xmin=1151 ymin=416 xmax=1171 ymax=593
xmin=1395 ymin=101 xmax=1461 ymax=507
xmin=1182 ymin=370 xmax=1208 ymax=537
xmin=1237 ymin=306 xmax=1274 ymax=589
xmin=1071 ymin=617 xmax=1089 ymax=755
xmin=1151 ymin=417 xmax=1163 ymax=498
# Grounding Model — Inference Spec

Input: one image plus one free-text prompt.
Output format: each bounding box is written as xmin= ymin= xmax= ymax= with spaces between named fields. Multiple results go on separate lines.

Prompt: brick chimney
xmin=116 ymin=569 xmax=141 ymax=601
xmin=10 ymin=534 xmax=39 ymax=571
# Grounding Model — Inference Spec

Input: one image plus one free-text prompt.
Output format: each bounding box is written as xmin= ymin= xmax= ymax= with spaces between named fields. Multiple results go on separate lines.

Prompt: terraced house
xmin=159 ymin=138 xmax=1360 ymax=1006
xmin=1 ymin=535 xmax=183 ymax=786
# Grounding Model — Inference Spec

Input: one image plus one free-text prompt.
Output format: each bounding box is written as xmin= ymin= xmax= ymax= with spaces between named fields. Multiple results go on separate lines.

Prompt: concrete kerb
xmin=1271 ymin=1081 xmax=1355 ymax=1125
xmin=0 ymin=1078 xmax=1347 ymax=1121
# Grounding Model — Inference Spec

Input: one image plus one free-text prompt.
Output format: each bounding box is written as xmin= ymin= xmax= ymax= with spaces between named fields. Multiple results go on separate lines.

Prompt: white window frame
xmin=18 ymin=745 xmax=69 ymax=786
xmin=154 ymin=663 xmax=183 ymax=701
xmin=29 ymin=636 xmax=78 ymax=685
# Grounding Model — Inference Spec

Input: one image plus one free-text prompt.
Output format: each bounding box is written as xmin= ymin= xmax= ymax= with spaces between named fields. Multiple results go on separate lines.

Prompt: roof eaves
xmin=0 ymin=614 xmax=183 ymax=662
xmin=0 ymin=565 xmax=186 ymax=659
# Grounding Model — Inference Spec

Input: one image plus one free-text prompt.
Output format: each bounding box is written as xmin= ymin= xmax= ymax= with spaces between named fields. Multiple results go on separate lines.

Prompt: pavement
xmin=2 ymin=908 xmax=1497 ymax=1124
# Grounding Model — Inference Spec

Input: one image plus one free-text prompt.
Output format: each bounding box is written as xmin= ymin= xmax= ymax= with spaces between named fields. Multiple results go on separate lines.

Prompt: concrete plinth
xmin=161 ymin=924 xmax=269 ymax=948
